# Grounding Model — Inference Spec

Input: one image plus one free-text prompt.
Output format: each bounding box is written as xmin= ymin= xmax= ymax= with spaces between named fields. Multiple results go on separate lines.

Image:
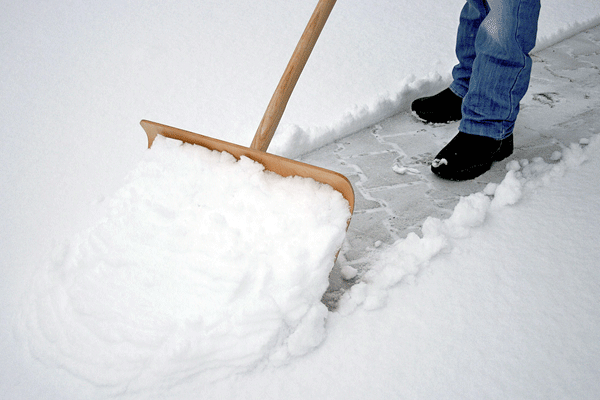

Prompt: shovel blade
xmin=141 ymin=120 xmax=355 ymax=215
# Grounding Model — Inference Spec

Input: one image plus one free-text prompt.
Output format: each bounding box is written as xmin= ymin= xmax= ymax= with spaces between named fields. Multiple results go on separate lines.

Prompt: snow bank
xmin=271 ymin=73 xmax=451 ymax=159
xmin=340 ymin=135 xmax=597 ymax=314
xmin=16 ymin=136 xmax=350 ymax=393
xmin=533 ymin=12 xmax=600 ymax=52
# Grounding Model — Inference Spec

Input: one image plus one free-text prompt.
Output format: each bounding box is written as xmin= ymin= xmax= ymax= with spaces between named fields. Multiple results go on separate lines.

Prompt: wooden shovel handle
xmin=250 ymin=0 xmax=337 ymax=152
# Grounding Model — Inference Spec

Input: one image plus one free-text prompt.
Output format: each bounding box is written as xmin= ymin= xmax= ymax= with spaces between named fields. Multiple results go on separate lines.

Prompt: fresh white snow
xmin=2 ymin=1 xmax=600 ymax=399
xmin=16 ymin=136 xmax=350 ymax=394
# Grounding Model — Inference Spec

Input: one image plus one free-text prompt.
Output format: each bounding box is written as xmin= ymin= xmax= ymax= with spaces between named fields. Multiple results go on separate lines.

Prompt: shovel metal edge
xmin=140 ymin=119 xmax=355 ymax=216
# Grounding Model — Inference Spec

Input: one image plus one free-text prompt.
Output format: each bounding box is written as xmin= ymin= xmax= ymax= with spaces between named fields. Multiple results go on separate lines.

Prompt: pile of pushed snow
xmin=17 ymin=136 xmax=350 ymax=392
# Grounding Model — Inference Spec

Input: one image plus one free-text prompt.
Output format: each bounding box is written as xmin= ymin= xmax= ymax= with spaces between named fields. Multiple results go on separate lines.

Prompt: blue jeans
xmin=449 ymin=0 xmax=541 ymax=140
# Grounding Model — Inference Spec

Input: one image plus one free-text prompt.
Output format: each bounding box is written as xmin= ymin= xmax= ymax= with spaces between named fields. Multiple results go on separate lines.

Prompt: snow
xmin=192 ymin=135 xmax=600 ymax=400
xmin=16 ymin=136 xmax=350 ymax=393
xmin=2 ymin=1 xmax=600 ymax=399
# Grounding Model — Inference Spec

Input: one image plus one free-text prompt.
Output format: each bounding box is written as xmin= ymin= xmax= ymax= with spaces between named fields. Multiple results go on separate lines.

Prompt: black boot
xmin=411 ymin=88 xmax=463 ymax=124
xmin=431 ymin=132 xmax=514 ymax=181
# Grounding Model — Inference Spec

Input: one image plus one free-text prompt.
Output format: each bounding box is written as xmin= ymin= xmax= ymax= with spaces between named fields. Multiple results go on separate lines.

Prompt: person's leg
xmin=459 ymin=0 xmax=541 ymax=139
xmin=411 ymin=0 xmax=489 ymax=123
xmin=449 ymin=0 xmax=490 ymax=98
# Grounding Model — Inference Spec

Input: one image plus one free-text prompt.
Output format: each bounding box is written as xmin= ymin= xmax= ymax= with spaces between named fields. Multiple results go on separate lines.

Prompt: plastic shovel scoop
xmin=141 ymin=0 xmax=354 ymax=243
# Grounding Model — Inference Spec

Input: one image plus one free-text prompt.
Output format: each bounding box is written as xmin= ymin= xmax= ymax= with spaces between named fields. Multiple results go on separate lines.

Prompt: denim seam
xmin=503 ymin=0 xmax=528 ymax=136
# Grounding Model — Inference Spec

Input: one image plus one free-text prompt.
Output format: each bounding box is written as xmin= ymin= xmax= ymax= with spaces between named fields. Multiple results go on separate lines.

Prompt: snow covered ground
xmin=2 ymin=1 xmax=600 ymax=399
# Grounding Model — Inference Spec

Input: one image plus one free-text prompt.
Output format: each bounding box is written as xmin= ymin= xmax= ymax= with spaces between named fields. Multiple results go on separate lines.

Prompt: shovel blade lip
xmin=140 ymin=119 xmax=355 ymax=215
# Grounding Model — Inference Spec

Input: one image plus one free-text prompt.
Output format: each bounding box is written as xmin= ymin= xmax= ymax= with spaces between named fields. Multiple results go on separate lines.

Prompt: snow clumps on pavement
xmin=17 ymin=136 xmax=350 ymax=393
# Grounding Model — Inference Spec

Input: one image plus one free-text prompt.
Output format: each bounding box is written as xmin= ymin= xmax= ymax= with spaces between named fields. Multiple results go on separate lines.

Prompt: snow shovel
xmin=140 ymin=0 xmax=354 ymax=221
